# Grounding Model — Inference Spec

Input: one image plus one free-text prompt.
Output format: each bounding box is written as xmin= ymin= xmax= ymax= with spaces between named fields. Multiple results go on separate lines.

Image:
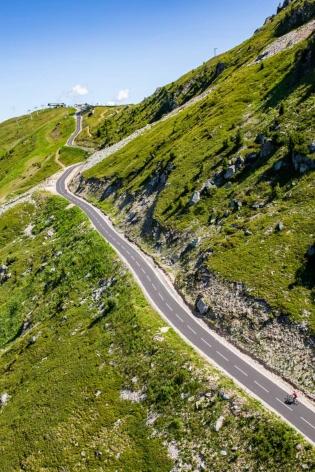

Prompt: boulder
xmin=275 ymin=222 xmax=284 ymax=232
xmin=0 ymin=392 xmax=10 ymax=407
xmin=235 ymin=156 xmax=245 ymax=169
xmin=224 ymin=166 xmax=235 ymax=180
xmin=292 ymin=153 xmax=315 ymax=174
xmin=0 ymin=264 xmax=11 ymax=284
xmin=219 ymin=391 xmax=231 ymax=401
xmin=196 ymin=297 xmax=209 ymax=315
xmin=261 ymin=140 xmax=274 ymax=158
xmin=215 ymin=416 xmax=225 ymax=432
xmin=190 ymin=191 xmax=201 ymax=205
xmin=255 ymin=134 xmax=266 ymax=145
xmin=230 ymin=199 xmax=242 ymax=211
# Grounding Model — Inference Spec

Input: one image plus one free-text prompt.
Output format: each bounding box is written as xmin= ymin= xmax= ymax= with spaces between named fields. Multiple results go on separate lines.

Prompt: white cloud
xmin=106 ymin=100 xmax=116 ymax=106
xmin=72 ymin=84 xmax=89 ymax=96
xmin=116 ymin=88 xmax=129 ymax=102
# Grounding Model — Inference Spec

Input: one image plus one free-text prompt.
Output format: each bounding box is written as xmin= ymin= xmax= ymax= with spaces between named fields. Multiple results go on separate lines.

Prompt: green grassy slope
xmin=77 ymin=0 xmax=315 ymax=151
xmin=0 ymin=195 xmax=314 ymax=471
xmin=81 ymin=0 xmax=315 ymax=331
xmin=0 ymin=108 xmax=75 ymax=202
xmin=58 ymin=145 xmax=89 ymax=166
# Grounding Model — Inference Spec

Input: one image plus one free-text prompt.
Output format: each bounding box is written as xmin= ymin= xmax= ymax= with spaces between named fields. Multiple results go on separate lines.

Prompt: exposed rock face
xmin=276 ymin=2 xmax=315 ymax=35
xmin=224 ymin=166 xmax=235 ymax=180
xmin=292 ymin=152 xmax=315 ymax=173
xmin=196 ymin=297 xmax=209 ymax=316
xmin=190 ymin=191 xmax=201 ymax=205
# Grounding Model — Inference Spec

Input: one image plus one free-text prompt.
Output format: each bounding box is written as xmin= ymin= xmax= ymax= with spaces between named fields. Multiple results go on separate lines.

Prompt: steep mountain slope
xmin=1 ymin=195 xmax=314 ymax=470
xmin=76 ymin=0 xmax=315 ymax=151
xmin=75 ymin=0 xmax=315 ymax=396
xmin=0 ymin=108 xmax=87 ymax=203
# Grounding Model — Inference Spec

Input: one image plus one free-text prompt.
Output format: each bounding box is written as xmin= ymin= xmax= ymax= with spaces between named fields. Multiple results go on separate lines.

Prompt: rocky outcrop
xmin=292 ymin=152 xmax=315 ymax=173
xmin=255 ymin=18 xmax=315 ymax=63
xmin=276 ymin=1 xmax=315 ymax=36
xmin=0 ymin=264 xmax=11 ymax=284
xmin=179 ymin=266 xmax=315 ymax=397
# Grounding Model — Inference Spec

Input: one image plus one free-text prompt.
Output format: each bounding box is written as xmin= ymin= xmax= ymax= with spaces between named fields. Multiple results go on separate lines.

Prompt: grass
xmin=0 ymin=107 xmax=76 ymax=202
xmin=81 ymin=6 xmax=315 ymax=331
xmin=58 ymin=145 xmax=89 ymax=166
xmin=0 ymin=194 xmax=314 ymax=471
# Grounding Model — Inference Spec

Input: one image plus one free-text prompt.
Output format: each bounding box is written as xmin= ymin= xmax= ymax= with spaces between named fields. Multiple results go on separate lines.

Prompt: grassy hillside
xmin=75 ymin=1 xmax=315 ymax=396
xmin=0 ymin=107 xmax=75 ymax=202
xmin=77 ymin=0 xmax=315 ymax=152
xmin=0 ymin=194 xmax=314 ymax=471
xmin=81 ymin=1 xmax=315 ymax=330
xmin=75 ymin=105 xmax=127 ymax=149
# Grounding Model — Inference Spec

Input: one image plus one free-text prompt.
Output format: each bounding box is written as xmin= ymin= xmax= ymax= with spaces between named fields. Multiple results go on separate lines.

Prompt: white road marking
xmin=152 ymin=283 xmax=157 ymax=291
xmin=146 ymin=275 xmax=151 ymax=282
xmin=176 ymin=314 xmax=184 ymax=322
xmin=301 ymin=417 xmax=315 ymax=430
xmin=276 ymin=397 xmax=293 ymax=412
xmin=166 ymin=303 xmax=173 ymax=312
xmin=136 ymin=261 xmax=140 ymax=267
xmin=201 ymin=338 xmax=212 ymax=348
xmin=158 ymin=292 xmax=164 ymax=301
xmin=141 ymin=268 xmax=146 ymax=274
xmin=187 ymin=325 xmax=197 ymax=335
xmin=131 ymin=255 xmax=135 ymax=261
xmin=234 ymin=365 xmax=248 ymax=377
xmin=216 ymin=350 xmax=229 ymax=362
xmin=254 ymin=381 xmax=269 ymax=393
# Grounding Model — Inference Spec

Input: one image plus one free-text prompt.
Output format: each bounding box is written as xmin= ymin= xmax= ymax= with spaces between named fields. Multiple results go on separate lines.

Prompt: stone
xmin=0 ymin=264 xmax=11 ymax=284
xmin=95 ymin=450 xmax=102 ymax=458
xmin=190 ymin=191 xmax=201 ymax=205
xmin=309 ymin=142 xmax=315 ymax=153
xmin=292 ymin=153 xmax=315 ymax=174
xmin=261 ymin=140 xmax=274 ymax=158
xmin=275 ymin=222 xmax=284 ymax=232
xmin=219 ymin=391 xmax=231 ymax=401
xmin=235 ymin=156 xmax=245 ymax=169
xmin=0 ymin=392 xmax=10 ymax=407
xmin=196 ymin=297 xmax=209 ymax=315
xmin=255 ymin=133 xmax=266 ymax=145
xmin=230 ymin=199 xmax=242 ymax=211
xmin=220 ymin=449 xmax=227 ymax=456
xmin=29 ymin=335 xmax=37 ymax=345
xmin=215 ymin=415 xmax=225 ymax=432
xmin=224 ymin=166 xmax=236 ymax=180
xmin=244 ymin=229 xmax=252 ymax=236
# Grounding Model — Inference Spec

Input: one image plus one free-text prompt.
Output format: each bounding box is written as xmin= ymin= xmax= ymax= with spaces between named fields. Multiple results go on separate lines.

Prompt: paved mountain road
xmin=67 ymin=113 xmax=83 ymax=146
xmin=57 ymin=164 xmax=315 ymax=445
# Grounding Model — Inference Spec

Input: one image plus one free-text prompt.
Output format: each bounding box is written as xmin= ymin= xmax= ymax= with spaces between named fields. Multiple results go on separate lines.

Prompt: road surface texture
xmin=57 ymin=164 xmax=315 ymax=445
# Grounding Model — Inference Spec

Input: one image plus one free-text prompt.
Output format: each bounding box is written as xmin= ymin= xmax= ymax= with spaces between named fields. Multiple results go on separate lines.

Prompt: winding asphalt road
xmin=56 ymin=164 xmax=315 ymax=445
xmin=67 ymin=113 xmax=82 ymax=146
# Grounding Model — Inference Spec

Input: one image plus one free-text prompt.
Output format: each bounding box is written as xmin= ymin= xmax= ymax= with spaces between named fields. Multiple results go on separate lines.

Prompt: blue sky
xmin=0 ymin=0 xmax=279 ymax=122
